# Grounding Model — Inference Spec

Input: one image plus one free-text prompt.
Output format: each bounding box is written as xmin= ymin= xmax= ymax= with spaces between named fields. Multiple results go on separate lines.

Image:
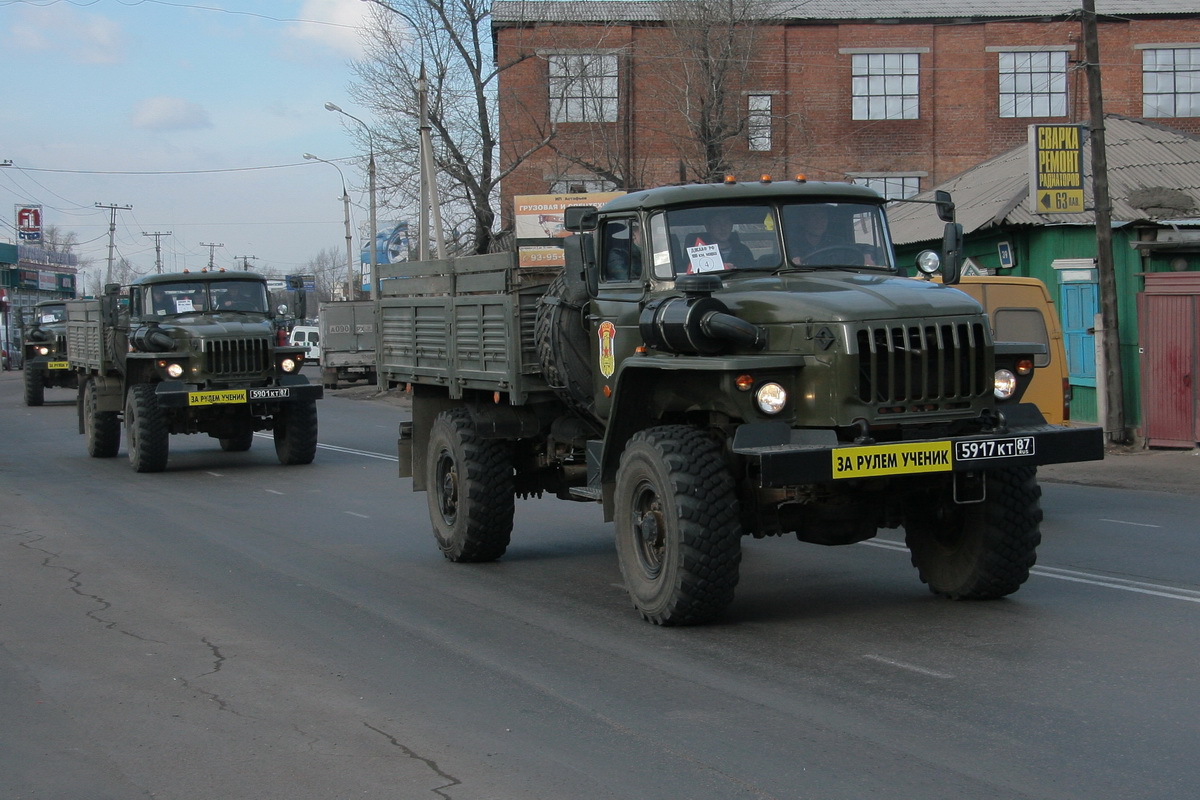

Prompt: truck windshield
xmin=37 ymin=304 xmax=67 ymax=324
xmin=659 ymin=202 xmax=895 ymax=275
xmin=147 ymin=282 xmax=210 ymax=316
xmin=211 ymin=280 xmax=269 ymax=313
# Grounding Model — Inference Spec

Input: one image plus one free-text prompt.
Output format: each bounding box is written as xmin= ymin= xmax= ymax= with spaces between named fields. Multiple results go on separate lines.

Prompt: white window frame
xmin=545 ymin=51 xmax=619 ymax=124
xmin=850 ymin=52 xmax=920 ymax=120
xmin=1141 ymin=46 xmax=1200 ymax=118
xmin=851 ymin=175 xmax=922 ymax=201
xmin=747 ymin=94 xmax=772 ymax=151
xmin=996 ymin=49 xmax=1068 ymax=118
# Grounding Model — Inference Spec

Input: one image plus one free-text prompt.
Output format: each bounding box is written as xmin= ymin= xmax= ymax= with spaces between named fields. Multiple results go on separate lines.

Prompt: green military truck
xmin=380 ymin=179 xmax=1104 ymax=625
xmin=21 ymin=299 xmax=76 ymax=406
xmin=67 ymin=271 xmax=323 ymax=472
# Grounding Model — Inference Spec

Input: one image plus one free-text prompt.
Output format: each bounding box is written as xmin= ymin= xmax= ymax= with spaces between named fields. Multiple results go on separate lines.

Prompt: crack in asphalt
xmin=363 ymin=722 xmax=462 ymax=799
xmin=13 ymin=530 xmax=163 ymax=643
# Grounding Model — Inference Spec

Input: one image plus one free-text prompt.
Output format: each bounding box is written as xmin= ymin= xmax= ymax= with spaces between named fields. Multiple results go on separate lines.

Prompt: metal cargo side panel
xmin=65 ymin=300 xmax=104 ymax=369
xmin=377 ymin=297 xmax=451 ymax=385
xmin=453 ymin=297 xmax=513 ymax=384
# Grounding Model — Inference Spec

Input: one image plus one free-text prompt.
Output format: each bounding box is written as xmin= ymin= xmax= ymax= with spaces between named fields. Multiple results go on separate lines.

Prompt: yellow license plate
xmin=188 ymin=389 xmax=248 ymax=406
xmin=47 ymin=361 xmax=70 ymax=370
xmin=832 ymin=441 xmax=953 ymax=479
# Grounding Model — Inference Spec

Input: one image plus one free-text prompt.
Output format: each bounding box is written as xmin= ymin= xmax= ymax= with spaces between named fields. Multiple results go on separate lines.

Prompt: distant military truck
xmin=21 ymin=299 xmax=76 ymax=406
xmin=67 ymin=272 xmax=323 ymax=472
xmin=317 ymin=300 xmax=377 ymax=389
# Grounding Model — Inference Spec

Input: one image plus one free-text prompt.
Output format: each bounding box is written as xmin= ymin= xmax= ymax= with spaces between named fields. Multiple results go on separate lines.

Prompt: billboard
xmin=513 ymin=192 xmax=625 ymax=267
xmin=16 ymin=205 xmax=42 ymax=242
xmin=1029 ymin=124 xmax=1085 ymax=214
xmin=363 ymin=221 xmax=411 ymax=266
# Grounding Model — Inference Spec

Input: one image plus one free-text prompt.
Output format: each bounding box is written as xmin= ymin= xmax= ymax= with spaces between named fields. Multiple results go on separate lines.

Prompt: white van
xmin=288 ymin=325 xmax=321 ymax=361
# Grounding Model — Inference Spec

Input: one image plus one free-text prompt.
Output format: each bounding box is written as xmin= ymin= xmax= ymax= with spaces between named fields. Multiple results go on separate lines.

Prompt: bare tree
xmin=652 ymin=0 xmax=763 ymax=183
xmin=352 ymin=0 xmax=551 ymax=254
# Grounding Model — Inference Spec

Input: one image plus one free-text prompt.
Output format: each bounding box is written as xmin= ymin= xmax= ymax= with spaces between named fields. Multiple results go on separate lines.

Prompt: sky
xmin=0 ymin=0 xmax=385 ymax=283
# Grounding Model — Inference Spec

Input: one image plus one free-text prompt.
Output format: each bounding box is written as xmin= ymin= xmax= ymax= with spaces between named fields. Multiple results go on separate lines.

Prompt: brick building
xmin=492 ymin=0 xmax=1200 ymax=227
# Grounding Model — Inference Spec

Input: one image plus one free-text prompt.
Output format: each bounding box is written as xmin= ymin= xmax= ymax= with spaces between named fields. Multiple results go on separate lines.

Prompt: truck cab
xmin=21 ymin=299 xmax=74 ymax=406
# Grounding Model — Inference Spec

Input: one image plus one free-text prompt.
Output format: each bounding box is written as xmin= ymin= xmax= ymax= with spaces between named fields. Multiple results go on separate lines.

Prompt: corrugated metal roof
xmin=493 ymin=1 xmax=1195 ymax=24
xmin=887 ymin=116 xmax=1200 ymax=245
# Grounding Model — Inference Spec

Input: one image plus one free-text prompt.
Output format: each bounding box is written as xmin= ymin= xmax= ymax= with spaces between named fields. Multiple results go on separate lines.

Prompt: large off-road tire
xmin=125 ymin=384 xmax=169 ymax=473
xmin=534 ymin=275 xmax=596 ymax=421
xmin=273 ymin=400 xmax=318 ymax=465
xmin=24 ymin=364 xmax=44 ymax=406
xmin=903 ymin=466 xmax=1043 ymax=599
xmin=614 ymin=425 xmax=743 ymax=626
xmin=219 ymin=422 xmax=255 ymax=452
xmin=426 ymin=407 xmax=514 ymax=563
xmin=84 ymin=378 xmax=120 ymax=458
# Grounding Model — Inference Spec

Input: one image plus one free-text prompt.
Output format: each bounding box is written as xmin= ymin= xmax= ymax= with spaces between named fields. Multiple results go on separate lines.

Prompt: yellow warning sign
xmin=1031 ymin=124 xmax=1085 ymax=214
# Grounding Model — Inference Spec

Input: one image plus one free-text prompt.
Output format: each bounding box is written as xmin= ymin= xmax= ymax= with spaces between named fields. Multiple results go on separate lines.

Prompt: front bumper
xmin=154 ymin=376 xmax=324 ymax=408
xmin=732 ymin=405 xmax=1104 ymax=487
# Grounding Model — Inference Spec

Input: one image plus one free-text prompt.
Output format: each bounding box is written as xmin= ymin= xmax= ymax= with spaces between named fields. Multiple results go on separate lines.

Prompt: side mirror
xmin=941 ymin=222 xmax=964 ymax=285
xmin=564 ymin=205 xmax=598 ymax=232
xmin=934 ymin=190 xmax=955 ymax=223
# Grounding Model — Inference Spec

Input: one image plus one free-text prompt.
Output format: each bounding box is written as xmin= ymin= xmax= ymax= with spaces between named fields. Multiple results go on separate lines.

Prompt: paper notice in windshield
xmin=687 ymin=243 xmax=725 ymax=273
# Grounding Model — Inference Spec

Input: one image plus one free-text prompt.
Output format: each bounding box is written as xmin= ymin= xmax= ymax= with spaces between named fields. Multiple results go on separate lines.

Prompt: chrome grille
xmin=856 ymin=320 xmax=989 ymax=407
xmin=205 ymin=337 xmax=272 ymax=376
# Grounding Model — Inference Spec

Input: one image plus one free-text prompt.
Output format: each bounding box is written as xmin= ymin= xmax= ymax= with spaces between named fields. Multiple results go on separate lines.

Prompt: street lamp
xmin=303 ymin=153 xmax=356 ymax=301
xmin=325 ymin=102 xmax=377 ymax=300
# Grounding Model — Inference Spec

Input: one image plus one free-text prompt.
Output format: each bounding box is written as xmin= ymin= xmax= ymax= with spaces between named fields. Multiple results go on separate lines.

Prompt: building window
xmin=851 ymin=53 xmax=919 ymax=120
xmin=852 ymin=175 xmax=921 ymax=201
xmin=748 ymin=94 xmax=772 ymax=151
xmin=548 ymin=177 xmax=617 ymax=194
xmin=998 ymin=51 xmax=1068 ymax=118
xmin=548 ymin=52 xmax=618 ymax=123
xmin=1143 ymin=48 xmax=1200 ymax=118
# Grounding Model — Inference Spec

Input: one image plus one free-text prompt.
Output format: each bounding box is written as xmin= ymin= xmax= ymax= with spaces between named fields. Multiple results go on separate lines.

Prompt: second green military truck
xmin=67 ymin=271 xmax=323 ymax=472
xmin=21 ymin=299 xmax=76 ymax=406
xmin=379 ymin=179 xmax=1104 ymax=625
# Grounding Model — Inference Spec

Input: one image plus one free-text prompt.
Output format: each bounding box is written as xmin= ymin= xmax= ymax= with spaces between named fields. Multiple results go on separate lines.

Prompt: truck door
xmin=590 ymin=216 xmax=645 ymax=420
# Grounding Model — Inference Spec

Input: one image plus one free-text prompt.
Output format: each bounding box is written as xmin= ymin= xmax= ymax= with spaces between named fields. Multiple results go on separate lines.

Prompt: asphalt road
xmin=2 ymin=370 xmax=1198 ymax=800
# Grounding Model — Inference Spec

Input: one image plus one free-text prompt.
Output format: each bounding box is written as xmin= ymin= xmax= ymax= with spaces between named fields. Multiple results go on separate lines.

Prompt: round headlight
xmin=755 ymin=382 xmax=788 ymax=414
xmin=915 ymin=250 xmax=942 ymax=275
xmin=37 ymin=346 xmax=51 ymax=356
xmin=281 ymin=358 xmax=298 ymax=373
xmin=166 ymin=362 xmax=184 ymax=378
xmin=994 ymin=369 xmax=1018 ymax=400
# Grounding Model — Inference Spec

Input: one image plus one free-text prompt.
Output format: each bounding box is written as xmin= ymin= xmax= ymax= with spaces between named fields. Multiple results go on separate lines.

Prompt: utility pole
xmin=233 ymin=255 xmax=258 ymax=271
xmin=200 ymin=242 xmax=224 ymax=270
xmin=142 ymin=231 xmax=171 ymax=273
xmin=95 ymin=203 xmax=133 ymax=285
xmin=1081 ymin=0 xmax=1128 ymax=444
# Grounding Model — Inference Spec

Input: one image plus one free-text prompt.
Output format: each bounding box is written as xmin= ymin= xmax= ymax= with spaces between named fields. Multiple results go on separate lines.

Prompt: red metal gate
xmin=1138 ymin=273 xmax=1200 ymax=448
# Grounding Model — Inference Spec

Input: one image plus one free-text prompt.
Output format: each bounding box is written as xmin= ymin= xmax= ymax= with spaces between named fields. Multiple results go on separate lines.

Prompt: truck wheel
xmin=84 ymin=378 xmax=120 ymax=458
xmin=219 ymin=423 xmax=255 ymax=452
xmin=321 ymin=368 xmax=338 ymax=389
xmin=903 ymin=466 xmax=1043 ymax=599
xmin=24 ymin=364 xmax=44 ymax=406
xmin=426 ymin=407 xmax=513 ymax=562
xmin=126 ymin=384 xmax=169 ymax=473
xmin=614 ymin=426 xmax=742 ymax=625
xmin=534 ymin=275 xmax=597 ymax=422
xmin=273 ymin=400 xmax=318 ymax=465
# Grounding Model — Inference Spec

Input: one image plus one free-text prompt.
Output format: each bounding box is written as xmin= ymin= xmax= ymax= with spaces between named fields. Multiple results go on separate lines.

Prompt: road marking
xmin=1099 ymin=518 xmax=1161 ymax=528
xmin=863 ymin=654 xmax=953 ymax=679
xmin=345 ymin=511 xmax=370 ymax=519
xmin=317 ymin=443 xmax=398 ymax=461
xmin=265 ymin=489 xmax=284 ymax=495
xmin=206 ymin=471 xmax=224 ymax=477
xmin=864 ymin=539 xmax=1200 ymax=604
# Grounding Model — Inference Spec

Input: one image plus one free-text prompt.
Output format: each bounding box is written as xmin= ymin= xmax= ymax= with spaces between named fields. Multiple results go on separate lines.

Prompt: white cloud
xmin=282 ymin=0 xmax=372 ymax=58
xmin=131 ymin=97 xmax=213 ymax=131
xmin=7 ymin=6 xmax=127 ymax=65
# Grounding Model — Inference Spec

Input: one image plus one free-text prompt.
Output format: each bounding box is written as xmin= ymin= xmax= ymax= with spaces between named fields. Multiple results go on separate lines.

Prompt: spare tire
xmin=535 ymin=275 xmax=597 ymax=422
